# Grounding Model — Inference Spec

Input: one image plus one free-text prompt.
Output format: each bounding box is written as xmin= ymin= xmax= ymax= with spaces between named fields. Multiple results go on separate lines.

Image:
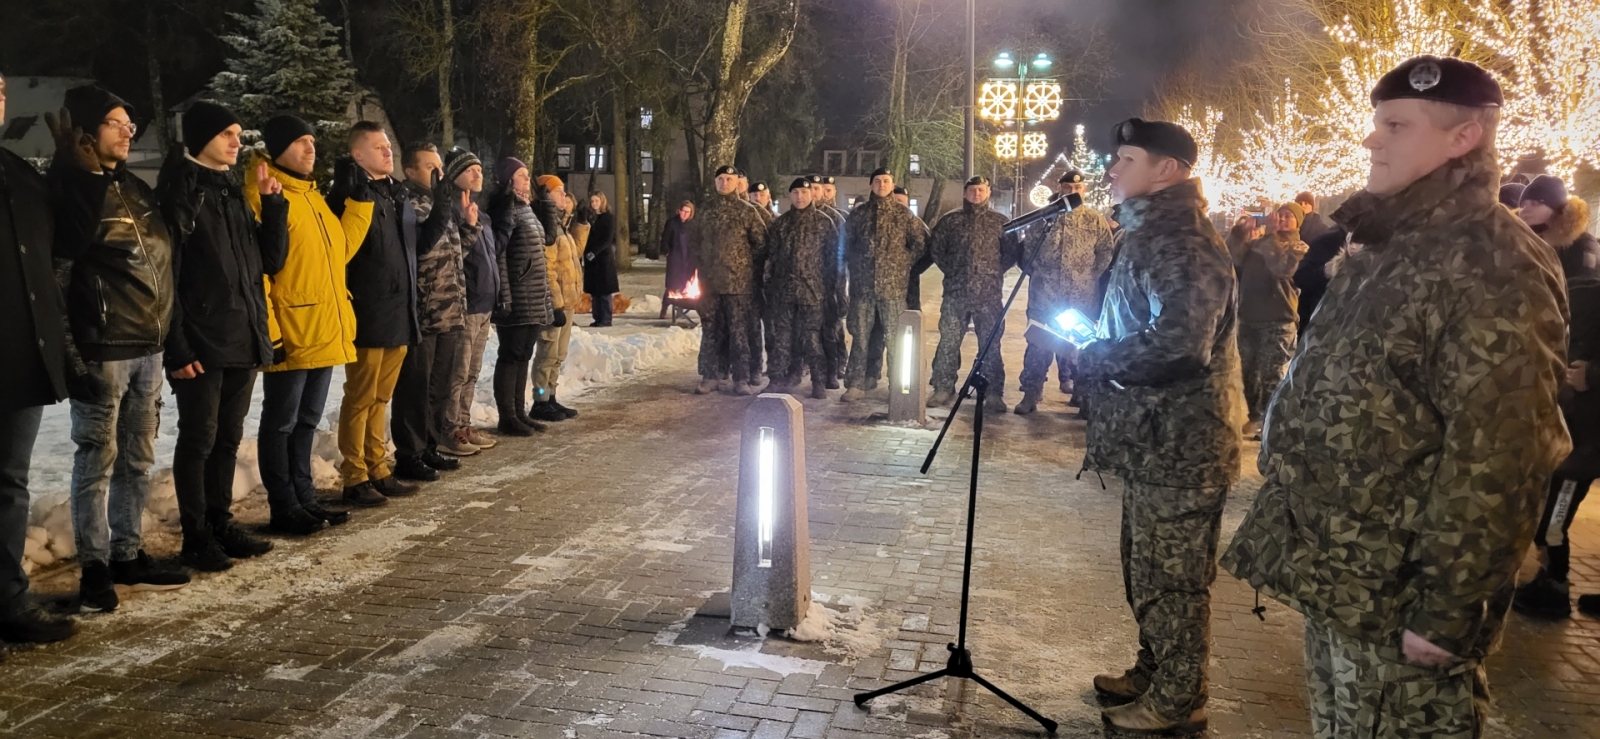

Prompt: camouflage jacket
xmin=691 ymin=191 xmax=768 ymax=296
xmin=1078 ymin=179 xmax=1244 ymax=489
xmin=404 ymin=181 xmax=469 ymax=334
xmin=844 ymin=194 xmax=928 ymax=301
xmin=1024 ymin=202 xmax=1115 ymax=320
xmin=1221 ymin=148 xmax=1571 ymax=660
xmin=929 ymin=200 xmax=1015 ymax=304
xmin=764 ymin=204 xmax=838 ymax=306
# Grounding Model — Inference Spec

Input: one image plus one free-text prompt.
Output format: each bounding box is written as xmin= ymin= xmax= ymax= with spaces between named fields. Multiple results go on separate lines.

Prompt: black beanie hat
xmin=261 ymin=114 xmax=316 ymax=160
xmin=62 ymin=85 xmax=132 ymax=133
xmin=182 ymin=101 xmax=242 ymax=158
xmin=1497 ymin=183 xmax=1526 ymax=209
xmin=1521 ymin=175 xmax=1568 ymax=211
xmin=443 ymin=148 xmax=483 ymax=184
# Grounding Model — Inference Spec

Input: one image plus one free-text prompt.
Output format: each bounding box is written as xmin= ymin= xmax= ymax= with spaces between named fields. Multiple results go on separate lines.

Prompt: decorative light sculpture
xmin=1023 ymin=82 xmax=1063 ymax=121
xmin=1022 ymin=132 xmax=1049 ymax=159
xmin=979 ymin=81 xmax=1019 ymax=122
xmin=994 ymin=133 xmax=1019 ymax=159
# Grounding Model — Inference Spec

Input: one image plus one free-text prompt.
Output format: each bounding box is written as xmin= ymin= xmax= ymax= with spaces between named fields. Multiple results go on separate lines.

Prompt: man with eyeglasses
xmin=46 ymin=84 xmax=190 ymax=614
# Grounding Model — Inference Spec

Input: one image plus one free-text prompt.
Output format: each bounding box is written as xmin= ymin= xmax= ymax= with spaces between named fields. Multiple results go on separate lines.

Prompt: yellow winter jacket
xmin=244 ymin=154 xmax=374 ymax=371
xmin=548 ymin=221 xmax=583 ymax=310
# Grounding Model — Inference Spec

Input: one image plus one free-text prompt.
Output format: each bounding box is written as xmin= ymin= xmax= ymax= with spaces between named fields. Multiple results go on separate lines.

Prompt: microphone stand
xmin=853 ymin=196 xmax=1077 ymax=735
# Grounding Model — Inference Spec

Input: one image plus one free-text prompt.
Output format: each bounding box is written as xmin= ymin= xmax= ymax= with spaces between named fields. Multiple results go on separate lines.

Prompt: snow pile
xmin=23 ymin=309 xmax=699 ymax=572
xmin=624 ymin=293 xmax=663 ymax=315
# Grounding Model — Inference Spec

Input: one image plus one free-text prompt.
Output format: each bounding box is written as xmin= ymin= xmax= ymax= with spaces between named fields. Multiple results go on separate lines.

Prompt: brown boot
xmin=1093 ymin=671 xmax=1148 ymax=703
xmin=1101 ymin=701 xmax=1206 ymax=734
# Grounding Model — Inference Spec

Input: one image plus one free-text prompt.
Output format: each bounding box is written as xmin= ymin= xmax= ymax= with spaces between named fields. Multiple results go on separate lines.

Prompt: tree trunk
xmin=612 ymin=89 xmax=632 ymax=268
xmin=514 ymin=22 xmax=542 ymax=163
xmin=923 ymin=176 xmax=946 ymax=225
xmin=699 ymin=0 xmax=797 ymax=190
xmin=439 ymin=0 xmax=455 ymax=146
xmin=885 ymin=2 xmax=912 ymax=183
xmin=145 ymin=9 xmax=168 ymax=147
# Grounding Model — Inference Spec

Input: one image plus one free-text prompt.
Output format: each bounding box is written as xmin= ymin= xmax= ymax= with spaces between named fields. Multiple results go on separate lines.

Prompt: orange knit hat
xmin=536 ymin=174 xmax=565 ymax=192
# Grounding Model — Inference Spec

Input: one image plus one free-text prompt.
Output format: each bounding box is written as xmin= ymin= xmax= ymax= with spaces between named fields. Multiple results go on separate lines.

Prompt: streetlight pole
xmin=963 ymin=0 xmax=974 ymax=181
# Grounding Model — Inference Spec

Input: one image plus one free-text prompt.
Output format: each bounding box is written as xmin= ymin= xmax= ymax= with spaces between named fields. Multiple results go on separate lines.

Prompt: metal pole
xmin=963 ymin=0 xmax=975 ymax=181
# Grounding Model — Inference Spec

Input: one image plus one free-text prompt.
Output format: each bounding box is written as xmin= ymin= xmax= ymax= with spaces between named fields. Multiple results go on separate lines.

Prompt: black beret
xmin=1058 ymin=170 xmax=1085 ymax=185
xmin=790 ymin=177 xmax=812 ymax=192
xmin=805 ymin=174 xmax=824 ymax=185
xmin=965 ymin=175 xmax=989 ymax=187
xmin=891 ymin=186 xmax=908 ymax=195
xmin=822 ymin=176 xmax=836 ymax=186
xmin=869 ymin=168 xmax=892 ymax=179
xmin=751 ymin=182 xmax=768 ymax=192
xmin=735 ymin=168 xmax=747 ymax=177
xmin=182 ymin=101 xmax=241 ymax=158
xmin=714 ymin=165 xmax=739 ymax=177
xmin=1112 ymin=118 xmax=1197 ymax=168
xmin=1371 ymin=55 xmax=1503 ymax=108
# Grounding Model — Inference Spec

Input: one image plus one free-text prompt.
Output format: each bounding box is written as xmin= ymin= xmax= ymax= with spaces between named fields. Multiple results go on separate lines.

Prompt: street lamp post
xmin=979 ymin=52 xmax=1060 ymax=215
xmin=963 ymin=0 xmax=975 ymax=182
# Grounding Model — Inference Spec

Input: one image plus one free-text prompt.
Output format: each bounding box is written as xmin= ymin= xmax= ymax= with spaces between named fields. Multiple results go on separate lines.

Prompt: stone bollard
xmin=731 ymin=394 xmax=811 ymax=630
xmin=888 ymin=309 xmax=926 ymax=424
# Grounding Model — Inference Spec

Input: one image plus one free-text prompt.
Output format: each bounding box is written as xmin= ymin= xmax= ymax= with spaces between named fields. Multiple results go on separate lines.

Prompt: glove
xmin=44 ymin=107 xmax=102 ymax=173
xmin=430 ymin=168 xmax=459 ymax=211
xmin=550 ymin=310 xmax=568 ymax=328
xmin=334 ymin=157 xmax=372 ymax=203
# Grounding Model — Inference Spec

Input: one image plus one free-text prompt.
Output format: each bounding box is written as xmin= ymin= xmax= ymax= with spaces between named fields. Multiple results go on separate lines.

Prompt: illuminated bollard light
xmin=731 ymin=394 xmax=811 ymax=630
xmin=888 ymin=309 xmax=926 ymax=424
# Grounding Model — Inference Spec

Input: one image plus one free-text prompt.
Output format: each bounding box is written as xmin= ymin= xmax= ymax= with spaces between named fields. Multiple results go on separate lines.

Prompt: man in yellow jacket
xmin=245 ymin=115 xmax=372 ymax=536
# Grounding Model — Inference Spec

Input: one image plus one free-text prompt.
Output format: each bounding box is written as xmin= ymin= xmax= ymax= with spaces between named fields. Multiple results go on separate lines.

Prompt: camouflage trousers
xmin=697 ymin=293 xmax=761 ymax=383
xmin=769 ymin=300 xmax=825 ymax=385
xmin=1019 ymin=340 xmax=1076 ymax=396
xmin=1119 ymin=481 xmax=1227 ymax=720
xmin=845 ymin=295 xmax=906 ymax=390
xmin=931 ymin=299 xmax=1004 ymax=394
xmin=1237 ymin=321 xmax=1297 ymax=422
xmin=1304 ymin=617 xmax=1488 ymax=739
xmin=822 ymin=294 xmax=848 ymax=382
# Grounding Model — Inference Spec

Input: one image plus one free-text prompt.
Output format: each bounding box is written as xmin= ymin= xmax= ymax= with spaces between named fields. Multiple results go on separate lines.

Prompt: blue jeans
xmin=0 ymin=406 xmax=43 ymax=607
xmin=69 ymin=353 xmax=164 ymax=565
xmin=258 ymin=367 xmax=333 ymax=515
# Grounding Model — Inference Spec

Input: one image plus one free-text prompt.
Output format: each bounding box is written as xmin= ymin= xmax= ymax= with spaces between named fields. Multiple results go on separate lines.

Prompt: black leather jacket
xmin=51 ymin=163 xmax=175 ymax=361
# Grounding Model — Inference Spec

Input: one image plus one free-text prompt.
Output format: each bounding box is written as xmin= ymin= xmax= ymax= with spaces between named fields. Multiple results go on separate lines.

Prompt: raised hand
xmin=43 ymin=107 xmax=100 ymax=172
xmin=256 ymin=162 xmax=282 ymax=196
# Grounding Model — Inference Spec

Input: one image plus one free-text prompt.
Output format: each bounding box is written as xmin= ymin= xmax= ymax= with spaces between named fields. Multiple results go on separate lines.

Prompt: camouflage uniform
xmin=1020 ymin=203 xmax=1115 ymax=396
xmin=1220 ymin=149 xmax=1571 ymax=736
xmin=404 ymin=182 xmax=469 ymax=335
xmin=816 ymin=203 xmax=850 ymax=382
xmin=764 ymin=204 xmax=837 ymax=385
xmin=746 ymin=199 xmax=776 ymax=379
xmin=1231 ymin=232 xmax=1308 ymax=422
xmin=843 ymin=194 xmax=927 ymax=391
xmin=1076 ymin=178 xmax=1242 ymax=722
xmin=929 ymin=200 xmax=1015 ymax=394
xmin=691 ymin=192 xmax=769 ymax=384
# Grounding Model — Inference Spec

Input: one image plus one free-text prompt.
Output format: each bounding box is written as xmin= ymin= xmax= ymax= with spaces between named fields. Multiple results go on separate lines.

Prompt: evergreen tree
xmin=210 ymin=0 xmax=357 ymax=130
xmin=1067 ymin=124 xmax=1112 ymax=211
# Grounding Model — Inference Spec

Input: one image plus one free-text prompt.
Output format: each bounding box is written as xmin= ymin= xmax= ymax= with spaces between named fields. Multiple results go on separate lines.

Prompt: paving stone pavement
xmin=1 ymin=265 xmax=1597 ymax=739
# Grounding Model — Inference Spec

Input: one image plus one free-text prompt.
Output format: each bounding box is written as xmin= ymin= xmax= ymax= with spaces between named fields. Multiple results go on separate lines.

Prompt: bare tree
xmin=698 ymin=0 xmax=799 ymax=187
xmin=480 ymin=0 xmax=596 ymax=164
xmin=391 ymin=0 xmax=465 ymax=144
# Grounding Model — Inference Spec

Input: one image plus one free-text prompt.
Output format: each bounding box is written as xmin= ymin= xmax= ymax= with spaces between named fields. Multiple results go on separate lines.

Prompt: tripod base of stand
xmin=853 ymin=642 xmax=1058 ymax=734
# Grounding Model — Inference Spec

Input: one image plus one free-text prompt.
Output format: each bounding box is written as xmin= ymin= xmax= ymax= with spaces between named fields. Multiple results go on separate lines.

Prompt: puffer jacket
xmin=244 ymin=152 xmax=373 ymax=371
xmin=1221 ymin=148 xmax=1570 ymax=660
xmin=844 ymin=194 xmax=927 ymax=301
xmin=51 ymin=161 xmax=175 ymax=361
xmin=158 ymin=156 xmax=288 ymax=371
xmin=564 ymin=211 xmax=589 ymax=305
xmin=1539 ymin=195 xmax=1600 ymax=284
xmin=1077 ymin=178 xmax=1243 ymax=490
xmin=490 ymin=190 xmax=553 ymax=326
xmin=1540 ymin=195 xmax=1600 ymax=479
xmin=403 ymin=180 xmax=468 ymax=334
xmin=691 ymin=191 xmax=768 ymax=296
xmin=929 ymin=199 xmax=1014 ymax=304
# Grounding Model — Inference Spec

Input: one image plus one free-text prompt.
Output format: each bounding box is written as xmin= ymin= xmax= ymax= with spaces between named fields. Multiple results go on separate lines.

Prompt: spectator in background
xmin=49 ymin=85 xmax=190 ymax=612
xmin=1232 ymin=202 xmax=1309 ymax=439
xmin=584 ymin=192 xmax=619 ymax=328
xmin=1291 ymin=226 xmax=1349 ymax=332
xmin=249 ymin=114 xmax=370 ymax=537
xmin=1294 ymin=191 xmax=1332 ymax=243
xmin=528 ymin=177 xmax=582 ymax=421
xmin=1498 ymin=183 xmax=1525 ymax=209
xmin=1224 ymin=214 xmax=1254 ymax=254
xmin=446 ymin=149 xmax=499 ymax=452
xmin=0 ymin=70 xmax=77 ymax=641
xmin=157 ymin=101 xmax=284 ymax=572
xmin=660 ymin=201 xmax=698 ymax=324
xmin=488 ymin=158 xmax=555 ymax=436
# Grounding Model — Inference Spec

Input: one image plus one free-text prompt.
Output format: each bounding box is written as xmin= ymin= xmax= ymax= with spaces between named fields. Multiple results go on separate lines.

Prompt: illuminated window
xmin=640 ymin=150 xmax=654 ymax=174
xmin=586 ymin=145 xmax=607 ymax=172
xmin=639 ymin=108 xmax=653 ymax=130
xmin=555 ymin=145 xmax=574 ymax=171
xmin=909 ymin=198 xmax=920 ymax=216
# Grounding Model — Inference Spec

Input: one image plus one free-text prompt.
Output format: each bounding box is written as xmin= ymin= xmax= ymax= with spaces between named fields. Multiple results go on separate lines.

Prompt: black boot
xmin=494 ymin=362 xmax=535 ymax=436
xmin=213 ymin=520 xmax=273 ymax=559
xmin=0 ymin=599 xmax=75 ymax=643
xmin=514 ymin=362 xmax=550 ymax=430
xmin=1513 ymin=574 xmax=1572 ymax=619
xmin=268 ymin=507 xmax=327 ymax=536
xmin=180 ymin=531 xmax=234 ymax=573
xmin=550 ymin=395 xmax=578 ymax=419
xmin=528 ymin=400 xmax=567 ymax=423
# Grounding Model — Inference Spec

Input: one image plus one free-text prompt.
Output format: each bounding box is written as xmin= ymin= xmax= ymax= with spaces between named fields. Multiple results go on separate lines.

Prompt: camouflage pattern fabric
xmin=932 ymin=302 xmax=1004 ymax=394
xmin=1221 ymin=147 xmax=1571 ymax=661
xmin=690 ymin=192 xmax=768 ymax=296
xmin=1303 ymin=617 xmax=1488 ymax=739
xmin=845 ymin=295 xmax=905 ymax=390
xmin=1077 ymin=178 xmax=1244 ymax=490
xmin=817 ymin=204 xmax=850 ymax=381
xmin=1238 ymin=321 xmax=1297 ymax=422
xmin=1119 ymin=481 xmax=1227 ymax=721
xmin=1024 ymin=202 xmax=1116 ymax=322
xmin=769 ymin=301 xmax=824 ymax=386
xmin=929 ymin=200 xmax=1014 ymax=394
xmin=765 ymin=205 xmax=838 ymax=307
xmin=404 ymin=183 xmax=469 ymax=335
xmin=699 ymin=293 xmax=760 ymax=383
xmin=1019 ymin=342 xmax=1075 ymax=395
xmin=844 ymin=194 xmax=928 ymax=301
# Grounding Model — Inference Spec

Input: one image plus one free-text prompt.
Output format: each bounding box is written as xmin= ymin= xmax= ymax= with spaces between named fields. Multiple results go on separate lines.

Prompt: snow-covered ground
xmin=22 ymin=292 xmax=696 ymax=573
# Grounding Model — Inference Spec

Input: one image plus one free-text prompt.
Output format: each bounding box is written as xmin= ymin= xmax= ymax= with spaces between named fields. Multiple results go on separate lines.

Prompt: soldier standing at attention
xmin=1222 ymin=57 xmax=1570 ymax=738
xmin=691 ymin=165 xmax=769 ymax=395
xmin=763 ymin=178 xmax=837 ymax=398
xmin=841 ymin=168 xmax=927 ymax=403
xmin=1076 ymin=118 xmax=1242 ymax=734
xmin=928 ymin=176 xmax=1014 ymax=411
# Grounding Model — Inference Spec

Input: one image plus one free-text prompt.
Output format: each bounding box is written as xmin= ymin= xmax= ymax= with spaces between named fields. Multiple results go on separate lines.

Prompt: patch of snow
xmin=652 ymin=622 xmax=827 ymax=676
xmin=264 ymin=663 xmax=317 ymax=681
xmin=572 ymin=715 xmax=614 ymax=726
xmin=624 ymin=293 xmax=663 ymax=315
xmin=784 ymin=600 xmax=835 ymax=642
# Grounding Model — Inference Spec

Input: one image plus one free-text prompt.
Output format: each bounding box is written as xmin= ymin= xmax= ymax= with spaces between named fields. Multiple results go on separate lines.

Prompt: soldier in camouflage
xmin=745 ymin=181 xmax=776 ymax=381
xmin=841 ymin=169 xmax=927 ymax=403
xmin=928 ymin=176 xmax=1015 ymax=412
xmin=1075 ymin=118 xmax=1242 ymax=735
xmin=817 ymin=177 xmax=850 ymax=385
xmin=1231 ymin=202 xmax=1309 ymax=439
xmin=1221 ymin=57 xmax=1571 ymax=739
xmin=764 ymin=179 xmax=838 ymax=399
xmin=1015 ymin=170 xmax=1116 ymax=415
xmin=691 ymin=166 xmax=770 ymax=395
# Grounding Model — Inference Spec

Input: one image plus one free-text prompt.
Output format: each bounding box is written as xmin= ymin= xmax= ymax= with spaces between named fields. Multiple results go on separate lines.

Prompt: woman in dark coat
xmin=487 ymin=158 xmax=554 ymax=437
xmin=660 ymin=200 xmax=698 ymax=319
xmin=583 ymin=192 xmax=619 ymax=327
